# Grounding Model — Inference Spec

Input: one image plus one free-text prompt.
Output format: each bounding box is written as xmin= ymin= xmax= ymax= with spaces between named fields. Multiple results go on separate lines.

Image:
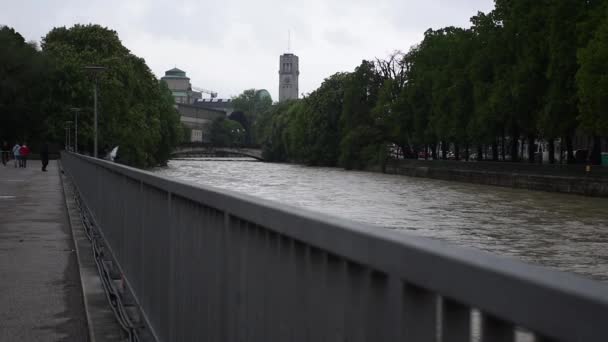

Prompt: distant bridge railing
xmin=61 ymin=152 xmax=608 ymax=342
xmin=172 ymin=146 xmax=263 ymax=160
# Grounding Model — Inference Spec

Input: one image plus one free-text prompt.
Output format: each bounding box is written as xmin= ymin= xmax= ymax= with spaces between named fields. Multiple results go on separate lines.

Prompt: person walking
xmin=1 ymin=141 xmax=9 ymax=166
xmin=40 ymin=142 xmax=49 ymax=172
xmin=12 ymin=142 xmax=20 ymax=168
xmin=19 ymin=143 xmax=30 ymax=168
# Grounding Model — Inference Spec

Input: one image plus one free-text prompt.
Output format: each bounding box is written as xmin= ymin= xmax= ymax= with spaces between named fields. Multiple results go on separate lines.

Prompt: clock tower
xmin=278 ymin=53 xmax=299 ymax=102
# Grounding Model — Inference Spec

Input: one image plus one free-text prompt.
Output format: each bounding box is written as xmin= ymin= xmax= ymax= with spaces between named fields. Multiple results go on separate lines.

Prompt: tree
xmin=210 ymin=117 xmax=245 ymax=147
xmin=577 ymin=4 xmax=608 ymax=164
xmin=232 ymin=89 xmax=272 ymax=145
xmin=495 ymin=0 xmax=550 ymax=162
xmin=468 ymin=11 xmax=513 ymax=161
xmin=41 ymin=24 xmax=181 ymax=167
xmin=339 ymin=60 xmax=384 ymax=169
xmin=537 ymin=2 xmax=586 ymax=163
xmin=289 ymin=72 xmax=348 ymax=165
xmin=0 ymin=26 xmax=49 ymax=147
xmin=257 ymin=100 xmax=299 ymax=162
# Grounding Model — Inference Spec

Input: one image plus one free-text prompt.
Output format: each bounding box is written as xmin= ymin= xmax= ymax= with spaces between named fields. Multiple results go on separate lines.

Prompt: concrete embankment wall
xmin=377 ymin=159 xmax=608 ymax=197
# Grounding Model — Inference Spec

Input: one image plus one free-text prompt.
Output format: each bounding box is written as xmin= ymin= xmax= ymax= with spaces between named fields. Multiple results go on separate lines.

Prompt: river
xmin=153 ymin=158 xmax=608 ymax=281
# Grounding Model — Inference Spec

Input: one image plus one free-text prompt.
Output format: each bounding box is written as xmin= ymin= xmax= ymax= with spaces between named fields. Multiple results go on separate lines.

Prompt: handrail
xmin=61 ymin=152 xmax=608 ymax=342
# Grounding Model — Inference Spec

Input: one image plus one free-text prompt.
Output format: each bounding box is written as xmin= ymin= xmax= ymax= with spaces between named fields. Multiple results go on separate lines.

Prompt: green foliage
xmin=339 ymin=61 xmax=384 ymax=169
xmin=210 ymin=117 xmax=245 ymax=147
xmin=0 ymin=26 xmax=50 ymax=147
xmin=577 ymin=5 xmax=608 ymax=136
xmin=231 ymin=89 xmax=272 ymax=145
xmin=290 ymin=73 xmax=348 ymax=165
xmin=256 ymin=100 xmax=298 ymax=161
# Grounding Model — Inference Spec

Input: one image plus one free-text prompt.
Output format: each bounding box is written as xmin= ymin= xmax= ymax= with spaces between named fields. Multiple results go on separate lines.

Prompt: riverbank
xmin=373 ymin=159 xmax=608 ymax=197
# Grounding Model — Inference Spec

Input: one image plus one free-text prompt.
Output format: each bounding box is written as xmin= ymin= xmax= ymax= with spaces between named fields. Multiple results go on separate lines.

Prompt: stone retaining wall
xmin=380 ymin=160 xmax=608 ymax=197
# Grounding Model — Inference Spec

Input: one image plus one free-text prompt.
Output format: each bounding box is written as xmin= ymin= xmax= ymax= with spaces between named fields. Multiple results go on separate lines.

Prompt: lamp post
xmin=71 ymin=108 xmax=81 ymax=153
xmin=84 ymin=66 xmax=107 ymax=158
xmin=65 ymin=121 xmax=73 ymax=151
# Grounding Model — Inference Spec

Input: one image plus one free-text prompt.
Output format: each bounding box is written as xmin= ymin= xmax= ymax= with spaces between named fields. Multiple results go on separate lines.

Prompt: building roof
xmin=163 ymin=67 xmax=187 ymax=78
xmin=255 ymin=89 xmax=272 ymax=101
xmin=191 ymin=99 xmax=235 ymax=113
xmin=177 ymin=103 xmax=227 ymax=115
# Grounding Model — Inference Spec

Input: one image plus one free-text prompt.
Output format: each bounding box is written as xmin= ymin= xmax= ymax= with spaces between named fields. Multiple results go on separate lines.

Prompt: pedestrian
xmin=12 ymin=142 xmax=21 ymax=168
xmin=40 ymin=142 xmax=49 ymax=172
xmin=19 ymin=143 xmax=30 ymax=168
xmin=1 ymin=141 xmax=9 ymax=166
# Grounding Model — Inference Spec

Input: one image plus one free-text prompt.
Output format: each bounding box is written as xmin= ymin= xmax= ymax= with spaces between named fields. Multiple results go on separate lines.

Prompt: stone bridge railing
xmin=172 ymin=146 xmax=263 ymax=161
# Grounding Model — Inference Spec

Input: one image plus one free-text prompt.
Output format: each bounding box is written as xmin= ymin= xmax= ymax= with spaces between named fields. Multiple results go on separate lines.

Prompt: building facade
xmin=161 ymin=67 xmax=222 ymax=142
xmin=177 ymin=104 xmax=225 ymax=143
xmin=160 ymin=68 xmax=202 ymax=104
xmin=278 ymin=53 xmax=299 ymax=102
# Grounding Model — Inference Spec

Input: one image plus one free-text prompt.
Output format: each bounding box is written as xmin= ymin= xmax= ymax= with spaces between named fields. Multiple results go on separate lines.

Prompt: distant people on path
xmin=1 ymin=141 xmax=9 ymax=166
xmin=40 ymin=142 xmax=49 ymax=172
xmin=12 ymin=143 xmax=21 ymax=168
xmin=19 ymin=144 xmax=30 ymax=168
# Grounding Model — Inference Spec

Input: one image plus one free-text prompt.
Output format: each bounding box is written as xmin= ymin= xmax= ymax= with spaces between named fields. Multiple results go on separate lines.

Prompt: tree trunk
xmin=492 ymin=140 xmax=499 ymax=161
xmin=548 ymin=139 xmax=555 ymax=164
xmin=424 ymin=144 xmax=429 ymax=160
xmin=527 ymin=134 xmax=536 ymax=164
xmin=566 ymin=135 xmax=575 ymax=164
xmin=431 ymin=143 xmax=438 ymax=160
xmin=455 ymin=143 xmax=460 ymax=160
xmin=511 ymin=127 xmax=519 ymax=162
xmin=501 ymin=131 xmax=506 ymax=161
xmin=591 ymin=135 xmax=602 ymax=165
xmin=477 ymin=145 xmax=483 ymax=161
xmin=442 ymin=141 xmax=447 ymax=160
xmin=465 ymin=143 xmax=470 ymax=161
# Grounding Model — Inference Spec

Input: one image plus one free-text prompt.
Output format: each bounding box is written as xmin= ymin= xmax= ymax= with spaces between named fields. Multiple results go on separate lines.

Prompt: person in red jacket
xmin=19 ymin=144 xmax=30 ymax=168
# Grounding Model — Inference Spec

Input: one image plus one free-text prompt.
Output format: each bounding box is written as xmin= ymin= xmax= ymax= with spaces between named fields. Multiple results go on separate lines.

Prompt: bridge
xmin=172 ymin=146 xmax=264 ymax=161
xmin=60 ymin=152 xmax=608 ymax=342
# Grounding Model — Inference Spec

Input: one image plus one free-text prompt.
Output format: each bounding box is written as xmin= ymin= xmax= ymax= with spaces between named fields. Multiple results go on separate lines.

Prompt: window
xmin=283 ymin=63 xmax=292 ymax=73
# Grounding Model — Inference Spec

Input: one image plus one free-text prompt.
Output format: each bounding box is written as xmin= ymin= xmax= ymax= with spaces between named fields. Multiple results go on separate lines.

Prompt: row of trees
xmin=254 ymin=0 xmax=608 ymax=168
xmin=0 ymin=24 xmax=182 ymax=167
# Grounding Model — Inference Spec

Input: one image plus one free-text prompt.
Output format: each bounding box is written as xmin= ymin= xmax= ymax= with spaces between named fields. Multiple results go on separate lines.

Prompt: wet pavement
xmin=0 ymin=160 xmax=88 ymax=341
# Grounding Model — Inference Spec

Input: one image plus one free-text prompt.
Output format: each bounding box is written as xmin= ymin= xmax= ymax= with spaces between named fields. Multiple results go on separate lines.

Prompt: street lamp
xmin=84 ymin=66 xmax=107 ymax=158
xmin=65 ymin=121 xmax=73 ymax=151
xmin=71 ymin=108 xmax=81 ymax=153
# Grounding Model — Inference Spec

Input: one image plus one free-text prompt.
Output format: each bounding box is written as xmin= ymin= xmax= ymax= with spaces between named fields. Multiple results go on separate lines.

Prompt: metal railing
xmin=61 ymin=152 xmax=608 ymax=342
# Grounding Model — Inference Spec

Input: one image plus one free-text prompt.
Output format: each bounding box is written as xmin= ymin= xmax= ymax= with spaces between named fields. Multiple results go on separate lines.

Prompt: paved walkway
xmin=0 ymin=160 xmax=89 ymax=341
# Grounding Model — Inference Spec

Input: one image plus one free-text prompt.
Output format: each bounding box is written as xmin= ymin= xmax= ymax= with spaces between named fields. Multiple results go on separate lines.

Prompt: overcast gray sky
xmin=1 ymin=0 xmax=494 ymax=101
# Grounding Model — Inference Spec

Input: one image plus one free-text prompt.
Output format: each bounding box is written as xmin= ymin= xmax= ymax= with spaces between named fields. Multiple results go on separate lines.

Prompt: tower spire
xmin=288 ymin=30 xmax=291 ymax=53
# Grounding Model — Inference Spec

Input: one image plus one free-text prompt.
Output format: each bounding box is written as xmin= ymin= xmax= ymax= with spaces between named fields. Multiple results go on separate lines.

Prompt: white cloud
xmin=0 ymin=0 xmax=495 ymax=100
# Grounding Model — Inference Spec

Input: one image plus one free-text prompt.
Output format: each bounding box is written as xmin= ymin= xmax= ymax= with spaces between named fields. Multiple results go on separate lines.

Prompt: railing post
xmin=442 ymin=298 xmax=471 ymax=342
xmin=481 ymin=314 xmax=514 ymax=342
xmin=402 ymin=283 xmax=438 ymax=341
